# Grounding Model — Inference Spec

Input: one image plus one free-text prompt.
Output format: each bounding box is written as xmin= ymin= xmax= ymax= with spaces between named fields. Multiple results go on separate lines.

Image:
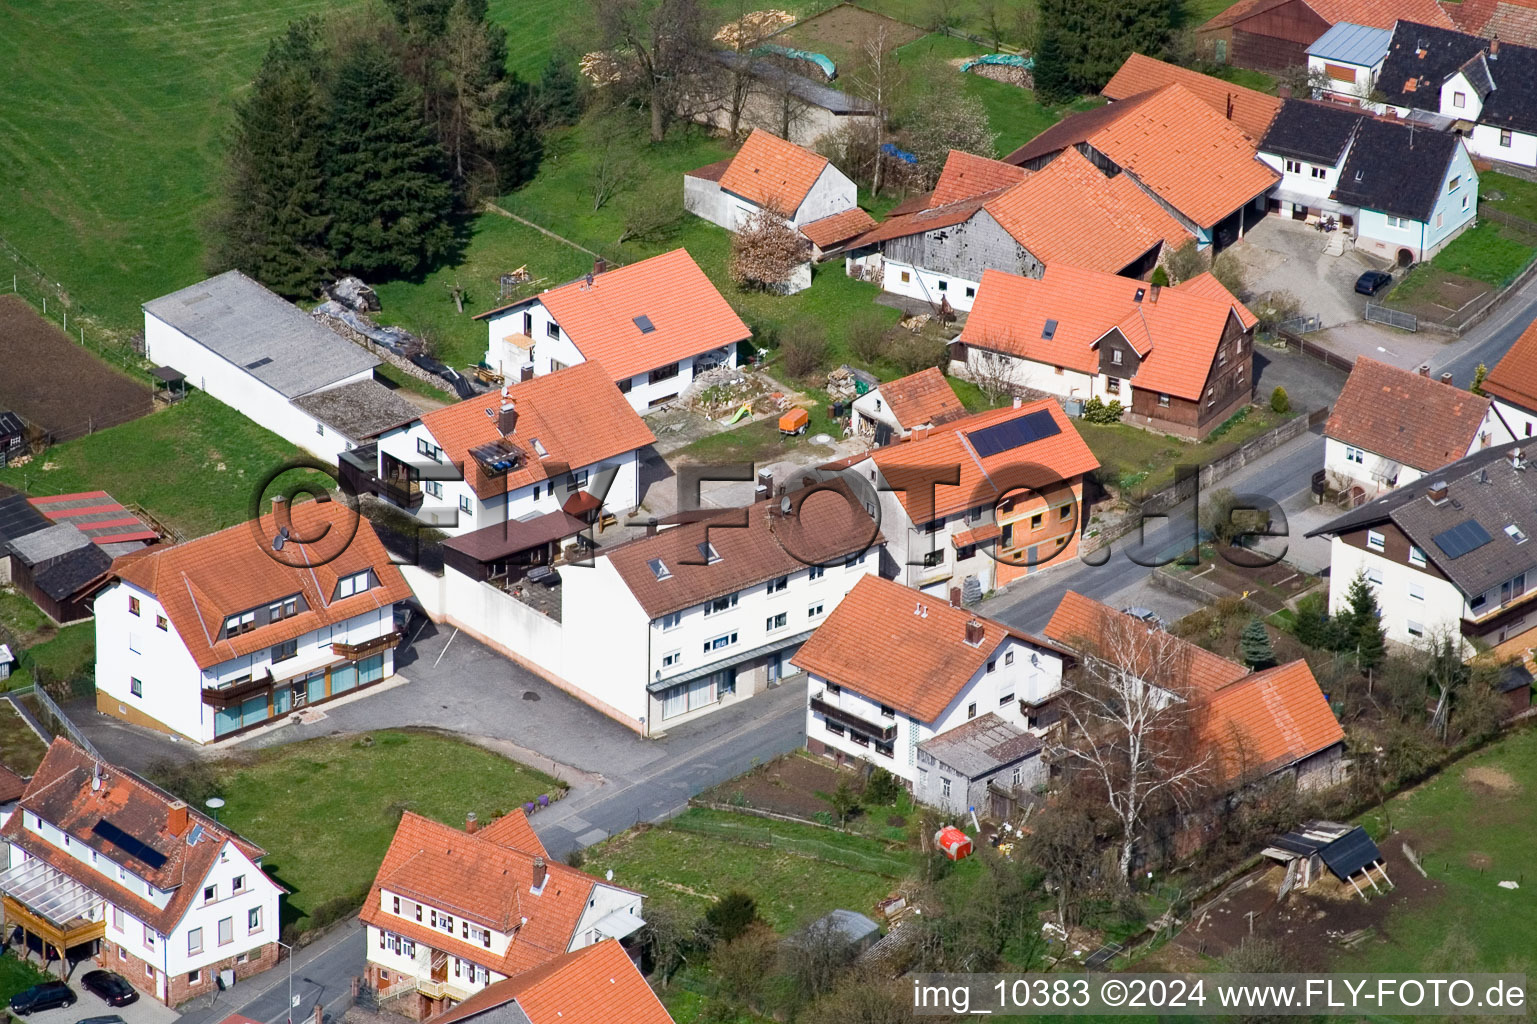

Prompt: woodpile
xmin=714 ymin=10 xmax=795 ymax=48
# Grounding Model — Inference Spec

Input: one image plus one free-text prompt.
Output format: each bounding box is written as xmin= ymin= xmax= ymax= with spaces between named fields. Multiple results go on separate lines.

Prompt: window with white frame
xmin=218 ymin=917 xmax=233 ymax=945
xmin=1409 ymin=582 xmax=1425 ymax=602
xmin=661 ymin=611 xmax=682 ymax=630
xmin=1367 ymin=567 xmax=1384 ymax=585
xmin=248 ymin=907 xmax=262 ymax=933
xmin=459 ymin=495 xmax=473 ymax=515
xmin=1409 ymin=545 xmax=1427 ymax=567
xmin=188 ymin=927 xmax=203 ymax=954
xmin=1285 ymin=159 xmax=1301 ymax=173
xmin=1385 ymin=216 xmax=1406 ymax=229
xmin=703 ymin=631 xmax=738 ymax=653
xmin=704 ymin=593 xmax=738 ymax=617
xmin=808 ymin=565 xmax=825 ymax=580
xmin=661 ymin=650 xmax=680 ymax=668
xmin=425 ymin=480 xmax=442 ymax=499
xmin=941 ymin=776 xmax=952 ymax=798
xmin=1407 ymin=619 xmax=1425 ymax=637
xmin=767 ymin=575 xmax=788 ymax=594
xmin=417 ymin=437 xmax=442 ymax=461
xmin=662 ymin=677 xmax=716 ymax=719
xmin=1345 ymin=446 xmax=1365 ymax=464
xmin=336 ymin=571 xmax=372 ymax=599
xmin=1311 ymin=166 xmax=1327 ymax=179
xmin=808 ymin=601 xmax=825 ymax=618
xmin=766 ymin=612 xmax=788 ymax=631
xmin=1367 ymin=530 xmax=1385 ymax=551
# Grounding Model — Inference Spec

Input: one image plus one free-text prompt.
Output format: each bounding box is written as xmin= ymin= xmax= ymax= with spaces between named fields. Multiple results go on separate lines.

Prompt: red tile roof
xmin=959 ymin=264 xmax=1253 ymax=402
xmin=360 ymin=811 xmax=635 ymax=978
xmin=1325 ymin=356 xmax=1492 ymax=471
xmin=875 ymin=367 xmax=968 ymax=430
xmin=792 ymin=575 xmax=1071 ymax=721
xmin=111 ymin=499 xmax=413 ymax=671
xmin=0 ymin=739 xmax=276 ymax=935
xmin=685 ymin=157 xmax=733 ymax=183
xmin=1004 ymin=94 xmax=1148 ymax=167
xmin=476 ymin=251 xmax=751 ymax=382
xmin=601 ymin=479 xmax=881 ymax=619
xmin=869 ymin=401 xmax=1100 ymax=523
xmin=420 ymin=361 xmax=655 ymax=500
xmin=1043 ymin=591 xmax=1248 ymax=698
xmin=1199 ymin=659 xmax=1344 ymax=784
xmin=473 ymin=808 xmax=547 ymax=859
xmin=718 ymin=129 xmax=830 ymax=213
xmin=0 ymin=765 xmax=25 ymax=804
xmin=929 ymin=150 xmax=1030 ymax=207
xmin=1204 ymin=0 xmax=1453 ymax=32
xmin=981 ymin=147 xmax=1193 ymax=274
xmin=1483 ymin=2 xmax=1537 ymax=44
xmin=799 ymin=207 xmax=878 ymax=249
xmin=1484 ymin=316 xmax=1537 ymax=412
xmin=1102 ymin=53 xmax=1283 ymax=141
xmin=430 ymin=940 xmax=674 ymax=1024
xmin=1085 ymin=84 xmax=1280 ymax=228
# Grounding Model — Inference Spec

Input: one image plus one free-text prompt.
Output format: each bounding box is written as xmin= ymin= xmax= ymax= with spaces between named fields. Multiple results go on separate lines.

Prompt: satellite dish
xmin=780 ymin=495 xmax=792 ymax=515
xmin=606 ymin=869 xmax=614 ymax=882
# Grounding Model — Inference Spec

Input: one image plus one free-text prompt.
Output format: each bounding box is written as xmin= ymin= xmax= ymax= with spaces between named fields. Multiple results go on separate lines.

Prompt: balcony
xmin=201 ymin=672 xmax=274 ymax=708
xmin=809 ymin=692 xmax=897 ymax=742
xmin=332 ymin=631 xmax=403 ymax=660
xmin=415 ymin=977 xmax=474 ymax=1001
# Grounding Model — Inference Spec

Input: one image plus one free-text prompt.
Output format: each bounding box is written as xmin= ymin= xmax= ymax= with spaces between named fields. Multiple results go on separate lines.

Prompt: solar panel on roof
xmin=1318 ymin=826 xmax=1381 ymax=881
xmin=245 ymin=356 xmax=273 ymax=370
xmin=1432 ymin=519 xmax=1493 ymax=560
xmin=966 ymin=409 xmax=1062 ymax=458
xmin=91 ymin=818 xmax=169 ymax=870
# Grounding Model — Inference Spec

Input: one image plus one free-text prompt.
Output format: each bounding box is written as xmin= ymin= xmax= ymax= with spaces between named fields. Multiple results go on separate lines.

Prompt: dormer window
xmin=1507 ymin=525 xmax=1529 ymax=544
xmin=336 ymin=571 xmax=371 ymax=599
xmin=648 ymin=558 xmax=671 ymax=581
xmin=224 ymin=611 xmax=256 ymax=637
xmin=269 ymin=597 xmax=297 ymax=621
xmin=697 ymin=542 xmax=722 ymax=565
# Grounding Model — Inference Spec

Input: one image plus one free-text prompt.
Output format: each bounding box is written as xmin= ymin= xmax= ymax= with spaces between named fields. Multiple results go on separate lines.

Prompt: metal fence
xmin=1365 ymin=303 xmax=1418 ymax=332
xmin=1276 ymin=314 xmax=1322 ymax=334
xmin=8 ymin=684 xmax=101 ymax=760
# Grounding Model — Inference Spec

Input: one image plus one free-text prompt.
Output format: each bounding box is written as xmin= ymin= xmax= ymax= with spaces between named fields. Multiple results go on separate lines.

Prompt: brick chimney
xmin=1492 ymin=36 xmax=1501 ymax=57
xmin=1427 ymin=480 xmax=1449 ymax=504
xmin=499 ymin=399 xmax=518 ymax=435
xmin=465 ymin=812 xmax=479 ymax=834
xmin=531 ymin=856 xmax=547 ymax=892
xmin=1440 ymin=372 xmax=1454 ymax=386
xmin=593 ymin=258 xmax=607 ymax=276
xmin=950 ymin=586 xmax=962 ymax=608
xmin=911 ymin=425 xmax=932 ymax=441
xmin=1148 ymin=284 xmax=1161 ymax=304
xmin=167 ymin=800 xmax=189 ymax=837
xmin=1418 ymin=363 xmax=1430 ymax=377
xmin=964 ymin=619 xmax=984 ymax=645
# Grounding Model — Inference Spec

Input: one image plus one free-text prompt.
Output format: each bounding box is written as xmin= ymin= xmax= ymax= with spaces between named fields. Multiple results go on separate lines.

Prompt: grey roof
xmin=1378 ymin=21 xmax=1537 ymax=135
xmin=7 ymin=523 xmax=93 ymax=566
xmin=1260 ymin=99 xmax=1363 ymax=165
xmin=1307 ymin=22 xmax=1391 ymax=66
xmin=0 ymin=411 xmax=23 ymax=438
xmin=31 ymin=545 xmax=112 ymax=602
xmin=290 ymin=379 xmax=419 ymax=441
xmin=0 ymin=493 xmax=49 ymax=546
xmin=712 ymin=51 xmax=876 ymax=115
xmin=1309 ymin=441 xmax=1537 ymax=599
xmin=917 ymin=712 xmax=1042 ymax=779
xmin=143 ymin=271 xmax=379 ymax=399
xmin=809 ymin=909 xmax=880 ymax=944
xmin=1331 ymin=117 xmax=1462 ymax=223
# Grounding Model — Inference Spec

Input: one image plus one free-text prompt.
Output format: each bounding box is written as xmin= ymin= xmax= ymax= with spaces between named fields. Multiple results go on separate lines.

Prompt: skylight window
xmin=1041 ymin=319 xmax=1058 ymax=341
xmin=633 ymin=315 xmax=656 ymax=333
xmin=1507 ymin=524 xmax=1529 ymax=544
xmin=531 ymin=437 xmax=549 ymax=458
xmin=697 ymin=542 xmax=722 ymax=564
xmin=648 ymin=558 xmax=671 ymax=581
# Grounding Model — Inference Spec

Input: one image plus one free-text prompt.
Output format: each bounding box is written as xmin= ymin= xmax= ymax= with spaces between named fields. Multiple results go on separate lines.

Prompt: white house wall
xmin=1467 ymin=122 xmax=1537 ymax=168
xmin=792 ymin=164 xmax=858 ymax=226
xmin=1326 ymin=537 xmax=1464 ymax=646
xmin=1308 ymin=56 xmax=1379 ymax=102
xmin=556 ymin=557 xmax=654 ymax=725
xmin=1494 ymin=397 xmax=1537 ymax=441
xmin=1258 ymin=150 xmax=1344 ymax=206
xmin=873 ymin=258 xmax=981 ymax=312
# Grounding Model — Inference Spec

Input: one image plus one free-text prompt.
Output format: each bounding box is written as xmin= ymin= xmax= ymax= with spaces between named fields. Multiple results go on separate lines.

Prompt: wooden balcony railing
xmin=809 ymin=693 xmax=897 ymax=742
xmin=332 ymin=631 xmax=403 ymax=660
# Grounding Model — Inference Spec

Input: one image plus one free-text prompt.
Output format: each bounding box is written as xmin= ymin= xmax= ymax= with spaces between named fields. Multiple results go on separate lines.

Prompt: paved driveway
xmin=1233 ymin=217 xmax=1386 ymax=329
xmin=15 ymin=972 xmax=178 ymax=1024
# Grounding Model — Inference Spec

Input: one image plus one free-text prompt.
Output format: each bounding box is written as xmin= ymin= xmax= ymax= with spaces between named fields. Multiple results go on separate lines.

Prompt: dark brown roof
xmin=0 ymin=765 xmax=26 ymax=803
xmin=603 ymin=480 xmax=881 ymax=619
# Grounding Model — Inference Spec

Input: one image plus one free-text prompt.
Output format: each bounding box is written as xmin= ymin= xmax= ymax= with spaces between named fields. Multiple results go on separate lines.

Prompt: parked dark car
xmin=80 ymin=971 xmax=137 ymax=1007
xmin=1355 ymin=270 xmax=1393 ymax=296
xmin=10 ymin=981 xmax=77 ymax=1015
xmin=75 ymin=1015 xmax=128 ymax=1024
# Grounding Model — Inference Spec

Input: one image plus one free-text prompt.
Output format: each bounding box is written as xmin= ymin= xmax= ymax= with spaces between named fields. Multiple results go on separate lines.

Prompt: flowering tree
xmin=729 ymin=206 xmax=807 ymax=291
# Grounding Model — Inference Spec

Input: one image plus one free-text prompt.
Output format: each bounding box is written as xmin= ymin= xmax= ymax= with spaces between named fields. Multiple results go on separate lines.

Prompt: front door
xmin=1026 ymin=545 xmax=1040 ymax=568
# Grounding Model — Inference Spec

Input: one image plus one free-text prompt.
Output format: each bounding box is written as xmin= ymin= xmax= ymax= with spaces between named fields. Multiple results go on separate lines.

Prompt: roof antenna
xmin=91 ymin=762 xmax=103 ymax=793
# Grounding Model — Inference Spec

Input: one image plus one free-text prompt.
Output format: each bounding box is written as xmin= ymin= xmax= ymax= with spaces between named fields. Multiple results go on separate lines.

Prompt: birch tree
xmin=847 ymin=26 xmax=907 ymax=196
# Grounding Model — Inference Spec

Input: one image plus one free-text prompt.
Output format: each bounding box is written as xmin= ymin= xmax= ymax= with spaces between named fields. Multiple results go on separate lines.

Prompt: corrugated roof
xmin=1307 ymin=21 xmax=1394 ymax=65
xmin=142 ymin=271 xmax=379 ymax=399
xmin=290 ymin=379 xmax=419 ymax=442
xmin=1324 ymin=356 xmax=1491 ymax=471
xmin=916 ymin=712 xmax=1043 ymax=777
xmin=29 ymin=492 xmax=158 ymax=546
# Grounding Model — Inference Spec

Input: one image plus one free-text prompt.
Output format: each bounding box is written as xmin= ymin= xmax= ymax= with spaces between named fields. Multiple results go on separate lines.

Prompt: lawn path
xmin=482 ymin=202 xmax=607 ymax=262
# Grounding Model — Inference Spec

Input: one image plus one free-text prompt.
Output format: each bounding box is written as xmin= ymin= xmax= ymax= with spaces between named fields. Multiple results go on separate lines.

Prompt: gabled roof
xmin=1043 ymin=591 xmax=1248 ymax=698
xmin=1084 ymin=84 xmax=1281 ymax=228
xmin=1331 ymin=116 xmax=1464 ymax=222
xmin=1102 ymin=53 xmax=1283 ymax=141
xmin=0 ymin=764 xmax=25 ymax=804
xmin=799 ymin=207 xmax=877 ymax=249
xmin=981 ymin=147 xmax=1192 ymax=274
xmin=0 ymin=739 xmax=274 ymax=935
xmin=602 ymin=479 xmax=880 ymax=620
xmin=360 ymin=811 xmax=635 ymax=978
xmin=142 ymin=271 xmax=379 ymax=399
xmin=1260 ymin=98 xmax=1365 ymax=164
xmin=1482 ymin=1 xmax=1537 ymax=46
xmin=1307 ymin=441 xmax=1537 ymax=599
xmin=959 ymin=264 xmax=1254 ymax=402
xmin=1005 ymin=92 xmax=1157 ymax=167
xmin=430 ymin=940 xmax=674 ymax=1024
xmin=1307 ymin=21 xmax=1394 ymax=65
xmin=1200 ymin=660 xmax=1344 ymax=784
xmin=474 ymin=250 xmax=751 ymax=382
xmin=791 ymin=575 xmax=1070 ymax=721
xmin=111 ymin=499 xmax=413 ymax=670
xmin=874 ymin=367 xmax=967 ymax=430
xmin=1325 ymin=356 xmax=1492 ymax=471
xmin=1378 ymin=21 xmax=1537 ymax=134
xmin=474 ymin=809 xmax=548 ymax=859
xmin=718 ymin=129 xmax=830 ymax=213
xmin=0 ymin=490 xmax=50 ymax=547
xmin=290 ymin=379 xmax=419 ymax=442
xmin=929 ymin=150 xmax=1029 ymax=207
xmin=29 ymin=491 xmax=158 ymax=546
xmin=847 ymin=188 xmax=1009 ymax=249
xmin=917 ymin=712 xmax=1043 ymax=777
xmin=1203 ymin=0 xmax=1453 ymax=33
xmin=419 ymin=362 xmax=655 ymax=501
xmin=868 ymin=401 xmax=1100 ymax=524
xmin=1483 ymin=316 xmax=1537 ymax=412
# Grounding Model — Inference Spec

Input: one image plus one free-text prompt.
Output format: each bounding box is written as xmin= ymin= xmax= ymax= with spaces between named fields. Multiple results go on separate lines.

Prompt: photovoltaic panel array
xmin=965 ymin=410 xmax=1061 ymax=458
xmin=91 ymin=818 xmax=169 ymax=870
xmin=1431 ymin=519 xmax=1492 ymax=560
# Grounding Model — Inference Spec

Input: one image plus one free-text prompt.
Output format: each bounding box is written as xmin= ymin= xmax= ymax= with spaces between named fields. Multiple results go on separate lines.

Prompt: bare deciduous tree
xmin=591 ymin=0 xmax=710 ymax=142
xmin=588 ymin=110 xmax=637 ymax=210
xmin=1025 ymin=787 xmax=1112 ymax=928
xmin=782 ymin=915 xmax=858 ymax=1010
xmin=847 ymin=27 xmax=907 ymax=196
xmin=904 ymin=75 xmax=996 ymax=188
xmin=963 ymin=346 xmax=1018 ymax=405
xmin=1053 ymin=612 xmax=1213 ymax=882
xmin=729 ymin=205 xmax=807 ymax=291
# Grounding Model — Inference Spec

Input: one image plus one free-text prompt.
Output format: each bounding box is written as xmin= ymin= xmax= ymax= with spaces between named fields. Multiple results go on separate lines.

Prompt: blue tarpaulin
xmin=880 ymin=142 xmax=917 ymax=164
xmin=959 ymin=53 xmax=1034 ymax=73
xmin=750 ymin=43 xmax=837 ymax=80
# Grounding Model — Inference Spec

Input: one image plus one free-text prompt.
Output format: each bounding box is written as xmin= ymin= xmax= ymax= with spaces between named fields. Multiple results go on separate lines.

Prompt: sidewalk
xmin=175 ymin=921 xmax=364 ymax=1024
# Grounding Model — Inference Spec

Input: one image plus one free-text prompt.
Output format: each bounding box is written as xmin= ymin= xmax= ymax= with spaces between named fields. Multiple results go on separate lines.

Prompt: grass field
xmin=1074 ymin=405 xmax=1290 ymax=497
xmin=1481 ymin=171 xmax=1537 ymax=224
xmin=203 ymin=730 xmax=559 ymax=930
xmin=0 ymin=392 xmax=333 ymax=540
xmin=1426 ymin=220 xmax=1537 ymax=287
xmin=1348 ymin=727 xmax=1537 ymax=973
xmin=582 ymin=807 xmax=910 ymax=932
xmin=0 ymin=956 xmax=50 ymax=1010
xmin=0 ymin=701 xmax=49 ymax=776
xmin=0 ymin=584 xmax=96 ymax=692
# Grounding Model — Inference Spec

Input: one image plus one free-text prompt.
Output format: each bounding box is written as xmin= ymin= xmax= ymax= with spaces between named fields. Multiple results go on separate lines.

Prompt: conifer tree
xmin=1239 ymin=616 xmax=1275 ymax=669
xmin=1343 ymin=570 xmax=1387 ymax=673
xmin=536 ymin=54 xmax=586 ymax=128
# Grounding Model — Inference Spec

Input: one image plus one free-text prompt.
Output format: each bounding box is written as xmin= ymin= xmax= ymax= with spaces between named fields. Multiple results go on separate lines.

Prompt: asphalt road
xmin=175 ymin=922 xmax=364 ymax=1024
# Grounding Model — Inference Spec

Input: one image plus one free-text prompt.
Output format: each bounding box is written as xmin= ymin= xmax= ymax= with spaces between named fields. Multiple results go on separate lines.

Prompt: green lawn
xmin=582 ymin=807 xmax=910 ymax=932
xmin=1426 ymin=221 xmax=1537 ymax=287
xmin=0 ymin=701 xmax=48 ymax=776
xmin=1481 ymin=170 xmax=1537 ymax=224
xmin=1346 ymin=727 xmax=1537 ymax=972
xmin=0 ymin=392 xmax=333 ymax=540
xmin=0 ymin=956 xmax=50 ymax=1010
xmin=198 ymin=730 xmax=560 ymax=931
xmin=1074 ymin=405 xmax=1291 ymax=498
xmin=0 ymin=584 xmax=95 ymax=692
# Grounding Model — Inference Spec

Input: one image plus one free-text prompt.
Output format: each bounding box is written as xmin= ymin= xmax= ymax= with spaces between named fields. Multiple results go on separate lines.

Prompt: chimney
xmin=1492 ymin=36 xmax=1501 ymax=57
xmin=465 ymin=812 xmax=479 ymax=834
xmin=1012 ymin=395 xmax=1023 ymax=409
xmin=532 ymin=856 xmax=547 ymax=891
xmin=949 ymin=586 xmax=962 ymax=608
xmin=1427 ymin=480 xmax=1449 ymax=504
xmin=1440 ymin=372 xmax=1454 ymax=386
xmin=593 ymin=258 xmax=607 ymax=276
xmin=1275 ymin=83 xmax=1291 ymax=100
xmin=964 ymin=619 xmax=984 ymax=645
xmin=499 ymin=399 xmax=518 ymax=435
xmin=1148 ymin=284 xmax=1161 ymax=304
xmin=911 ymin=425 xmax=932 ymax=441
xmin=271 ymin=494 xmax=286 ymax=511
xmin=167 ymin=800 xmax=189 ymax=837
xmin=1226 ymin=93 xmax=1236 ymax=118
xmin=1418 ymin=363 xmax=1431 ymax=377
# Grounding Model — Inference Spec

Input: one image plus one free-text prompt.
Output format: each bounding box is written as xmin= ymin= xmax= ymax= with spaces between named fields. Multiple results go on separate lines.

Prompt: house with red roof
xmin=474 ymin=250 xmax=751 ymax=414
xmin=957 ymin=264 xmax=1258 ymax=440
xmin=93 ymin=499 xmax=413 ymax=743
xmin=849 ymin=367 xmax=968 ymax=443
xmin=0 ymin=739 xmax=284 ymax=1005
xmin=1323 ymin=357 xmax=1512 ymax=498
xmin=1195 ymin=0 xmax=1454 ymax=71
xmin=830 ymin=400 xmax=1099 ymax=595
xmin=362 ymin=810 xmax=644 ymax=1021
xmin=368 ymin=362 xmax=655 ymax=544
xmin=1483 ymin=316 xmax=1537 ymax=440
xmin=684 ymin=129 xmax=874 ymax=260
xmin=843 ymin=147 xmax=1192 ymax=312
xmin=794 ymin=575 xmax=1073 ymax=815
xmin=423 ymin=938 xmax=674 ymax=1024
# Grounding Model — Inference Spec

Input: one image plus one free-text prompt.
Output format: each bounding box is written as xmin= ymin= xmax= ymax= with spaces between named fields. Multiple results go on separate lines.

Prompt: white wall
xmin=1326 ymin=537 xmax=1464 ymax=646
xmin=1309 ymin=55 xmax=1379 ymax=102
xmin=1467 ymin=122 xmax=1537 ymax=168
xmin=956 ymin=348 xmax=1104 ymax=403
xmin=1494 ymin=398 xmax=1537 ymax=441
xmin=164 ymin=843 xmax=281 ymax=976
xmin=1258 ymin=150 xmax=1342 ymax=205
xmin=869 ymin=258 xmax=981 ymax=312
xmin=1440 ymin=71 xmax=1485 ymax=122
xmin=143 ymin=314 xmax=372 ymax=465
xmin=569 ymin=885 xmax=646 ymax=947
xmin=792 ymin=164 xmax=858 ymax=226
xmin=1326 ymin=403 xmax=1509 ymax=496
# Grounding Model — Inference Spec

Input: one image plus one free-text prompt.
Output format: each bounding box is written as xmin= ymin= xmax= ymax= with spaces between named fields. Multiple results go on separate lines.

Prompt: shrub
xmin=1150 ymin=265 xmax=1170 ymax=287
xmin=1270 ymin=385 xmax=1290 ymax=414
xmin=848 ymin=319 xmax=888 ymax=364
xmin=1080 ymin=396 xmax=1124 ymax=424
xmin=886 ymin=331 xmax=950 ymax=375
xmin=565 ymin=847 xmax=586 ymax=868
xmin=780 ymin=319 xmax=829 ymax=378
xmin=1212 ymin=251 xmax=1246 ymax=297
xmin=705 ymin=890 xmax=760 ymax=944
xmin=1165 ymin=240 xmax=1206 ymax=283
xmin=864 ymin=766 xmax=902 ymax=805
